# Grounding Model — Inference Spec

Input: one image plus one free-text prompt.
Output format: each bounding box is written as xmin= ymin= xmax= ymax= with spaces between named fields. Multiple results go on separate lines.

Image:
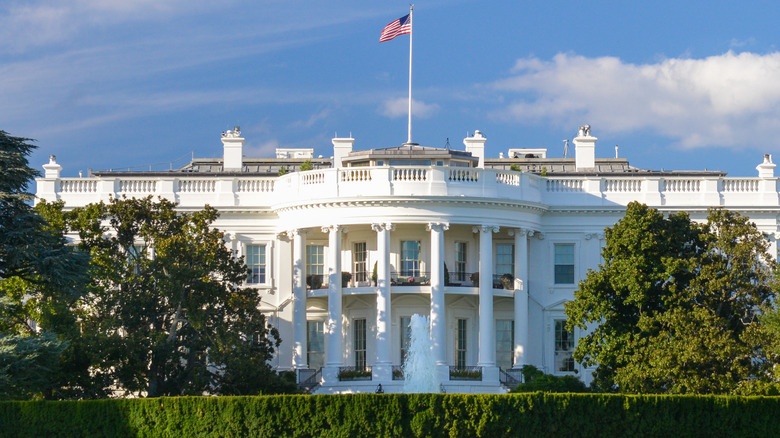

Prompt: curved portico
xmin=274 ymin=163 xmax=546 ymax=392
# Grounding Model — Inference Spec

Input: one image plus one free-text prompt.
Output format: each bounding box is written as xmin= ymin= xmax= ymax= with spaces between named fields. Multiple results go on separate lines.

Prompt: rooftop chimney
xmin=332 ymin=136 xmax=355 ymax=168
xmin=221 ymin=126 xmax=244 ymax=171
xmin=573 ymin=125 xmax=596 ymax=171
xmin=42 ymin=155 xmax=62 ymax=179
xmin=757 ymin=154 xmax=776 ymax=178
xmin=463 ymin=130 xmax=486 ymax=168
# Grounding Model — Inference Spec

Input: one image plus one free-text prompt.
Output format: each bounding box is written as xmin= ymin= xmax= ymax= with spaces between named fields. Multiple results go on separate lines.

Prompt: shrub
xmin=341 ymin=271 xmax=352 ymax=286
xmin=510 ymin=365 xmax=588 ymax=393
xmin=510 ymin=163 xmax=521 ymax=172
xmin=299 ymin=159 xmax=313 ymax=171
xmin=306 ymin=274 xmax=323 ymax=290
xmin=3 ymin=393 xmax=780 ymax=437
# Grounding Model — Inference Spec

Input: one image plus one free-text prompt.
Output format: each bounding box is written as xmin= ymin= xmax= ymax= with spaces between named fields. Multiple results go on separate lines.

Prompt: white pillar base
xmin=372 ymin=363 xmax=393 ymax=382
xmin=481 ymin=365 xmax=500 ymax=384
xmin=321 ymin=366 xmax=341 ymax=385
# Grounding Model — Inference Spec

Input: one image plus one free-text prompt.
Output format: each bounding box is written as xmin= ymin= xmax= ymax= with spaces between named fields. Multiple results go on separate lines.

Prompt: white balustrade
xmin=60 ymin=179 xmax=98 ymax=193
xmin=662 ymin=179 xmax=701 ymax=192
xmin=495 ymin=171 xmax=520 ymax=186
xmin=722 ymin=178 xmax=759 ymax=192
xmin=236 ymin=178 xmax=275 ymax=192
xmin=43 ymin=167 xmax=780 ymax=210
xmin=178 ymin=180 xmax=216 ymax=193
xmin=546 ymin=179 xmax=583 ymax=192
xmin=448 ymin=168 xmax=479 ymax=182
xmin=603 ymin=179 xmax=641 ymax=192
xmin=118 ymin=180 xmax=157 ymax=193
xmin=340 ymin=168 xmax=372 ymax=182
xmin=393 ymin=168 xmax=427 ymax=182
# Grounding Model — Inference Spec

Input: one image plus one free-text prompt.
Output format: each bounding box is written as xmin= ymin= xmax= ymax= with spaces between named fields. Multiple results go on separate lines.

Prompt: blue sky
xmin=4 ymin=0 xmax=780 ymax=177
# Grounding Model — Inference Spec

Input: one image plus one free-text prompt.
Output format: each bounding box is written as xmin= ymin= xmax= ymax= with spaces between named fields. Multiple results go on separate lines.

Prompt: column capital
xmin=473 ymin=225 xmax=499 ymax=234
xmin=371 ymin=222 xmax=395 ymax=232
xmin=321 ymin=225 xmax=346 ymax=234
xmin=426 ymin=222 xmax=450 ymax=232
xmin=222 ymin=232 xmax=234 ymax=243
xmin=507 ymin=227 xmax=537 ymax=237
xmin=285 ymin=228 xmax=309 ymax=239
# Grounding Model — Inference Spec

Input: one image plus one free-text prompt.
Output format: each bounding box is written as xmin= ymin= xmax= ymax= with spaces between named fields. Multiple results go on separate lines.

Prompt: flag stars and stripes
xmin=380 ymin=14 xmax=411 ymax=42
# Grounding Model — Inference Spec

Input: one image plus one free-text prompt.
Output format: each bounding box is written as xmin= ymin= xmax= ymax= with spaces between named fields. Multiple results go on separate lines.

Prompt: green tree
xmin=299 ymin=159 xmax=313 ymax=171
xmin=0 ymin=132 xmax=89 ymax=399
xmin=64 ymin=196 xmax=289 ymax=397
xmin=566 ymin=202 xmax=776 ymax=394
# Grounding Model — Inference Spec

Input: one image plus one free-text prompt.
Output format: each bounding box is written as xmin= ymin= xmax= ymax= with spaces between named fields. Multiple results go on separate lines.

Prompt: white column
xmin=513 ymin=229 xmax=530 ymax=368
xmin=475 ymin=225 xmax=499 ymax=368
xmin=372 ymin=222 xmax=394 ymax=381
xmin=324 ymin=225 xmax=343 ymax=368
xmin=427 ymin=223 xmax=449 ymax=368
xmin=290 ymin=229 xmax=308 ymax=369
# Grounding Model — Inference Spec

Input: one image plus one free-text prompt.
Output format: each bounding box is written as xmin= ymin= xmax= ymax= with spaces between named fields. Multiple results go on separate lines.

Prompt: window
xmin=246 ymin=244 xmax=266 ymax=284
xmin=496 ymin=319 xmax=514 ymax=370
xmin=400 ymin=316 xmax=411 ymax=364
xmin=400 ymin=241 xmax=421 ymax=277
xmin=454 ymin=242 xmax=467 ymax=281
xmin=354 ymin=318 xmax=367 ymax=369
xmin=554 ymin=319 xmax=575 ymax=372
xmin=495 ymin=244 xmax=514 ymax=276
xmin=307 ymin=321 xmax=324 ymax=370
xmin=354 ymin=242 xmax=367 ymax=283
xmin=307 ymin=245 xmax=325 ymax=286
xmin=554 ymin=244 xmax=575 ymax=284
xmin=128 ymin=245 xmax=145 ymax=275
xmin=456 ymin=319 xmax=467 ymax=370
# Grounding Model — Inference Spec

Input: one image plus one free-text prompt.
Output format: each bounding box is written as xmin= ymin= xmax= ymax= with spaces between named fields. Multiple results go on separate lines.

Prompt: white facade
xmin=36 ymin=128 xmax=780 ymax=394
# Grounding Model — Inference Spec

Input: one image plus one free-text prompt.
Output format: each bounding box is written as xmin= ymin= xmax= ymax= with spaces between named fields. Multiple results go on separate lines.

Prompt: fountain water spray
xmin=402 ymin=314 xmax=440 ymax=393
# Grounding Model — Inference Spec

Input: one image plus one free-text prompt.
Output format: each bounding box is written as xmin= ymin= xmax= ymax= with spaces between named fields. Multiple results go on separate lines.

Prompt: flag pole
xmin=407 ymin=4 xmax=413 ymax=144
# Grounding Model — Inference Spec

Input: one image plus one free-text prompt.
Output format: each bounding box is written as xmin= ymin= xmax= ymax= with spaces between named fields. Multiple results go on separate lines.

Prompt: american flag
xmin=380 ymin=14 xmax=411 ymax=42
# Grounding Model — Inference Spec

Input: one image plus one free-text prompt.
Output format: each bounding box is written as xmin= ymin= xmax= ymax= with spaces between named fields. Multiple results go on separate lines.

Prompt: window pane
xmin=495 ymin=244 xmax=514 ymax=276
xmin=496 ymin=320 xmax=514 ymax=370
xmin=456 ymin=319 xmax=467 ymax=369
xmin=354 ymin=242 xmax=367 ymax=282
xmin=455 ymin=242 xmax=467 ymax=281
xmin=246 ymin=244 xmax=266 ymax=284
xmin=354 ymin=319 xmax=367 ymax=369
xmin=554 ymin=244 xmax=575 ymax=284
xmin=307 ymin=245 xmax=324 ymax=276
xmin=401 ymin=241 xmax=421 ymax=277
xmin=307 ymin=321 xmax=324 ymax=370
xmin=400 ymin=316 xmax=411 ymax=363
xmin=554 ymin=319 xmax=575 ymax=372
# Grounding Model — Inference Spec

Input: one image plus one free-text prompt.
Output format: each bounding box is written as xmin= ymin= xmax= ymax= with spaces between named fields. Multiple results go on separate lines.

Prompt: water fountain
xmin=402 ymin=313 xmax=441 ymax=393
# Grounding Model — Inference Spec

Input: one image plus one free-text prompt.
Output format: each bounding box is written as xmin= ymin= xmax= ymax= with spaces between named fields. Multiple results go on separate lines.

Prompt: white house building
xmin=36 ymin=125 xmax=780 ymax=394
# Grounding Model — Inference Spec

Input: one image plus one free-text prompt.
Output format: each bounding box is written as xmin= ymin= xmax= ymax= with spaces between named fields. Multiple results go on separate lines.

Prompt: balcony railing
xmin=445 ymin=272 xmax=478 ymax=287
xmin=391 ymin=271 xmax=431 ymax=286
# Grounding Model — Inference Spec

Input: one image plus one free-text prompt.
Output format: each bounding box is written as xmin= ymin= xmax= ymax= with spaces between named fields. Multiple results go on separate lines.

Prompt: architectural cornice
xmin=273 ymin=197 xmax=549 ymax=215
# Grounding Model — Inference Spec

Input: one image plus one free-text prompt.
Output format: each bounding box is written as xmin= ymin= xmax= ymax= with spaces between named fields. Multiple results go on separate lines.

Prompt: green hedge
xmin=1 ymin=393 xmax=779 ymax=437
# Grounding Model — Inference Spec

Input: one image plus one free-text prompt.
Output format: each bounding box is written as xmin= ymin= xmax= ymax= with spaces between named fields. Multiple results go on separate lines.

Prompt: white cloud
xmin=380 ymin=98 xmax=440 ymax=119
xmin=0 ymin=0 xmax=207 ymax=52
xmin=491 ymin=51 xmax=780 ymax=149
xmin=243 ymin=139 xmax=281 ymax=158
xmin=290 ymin=109 xmax=331 ymax=129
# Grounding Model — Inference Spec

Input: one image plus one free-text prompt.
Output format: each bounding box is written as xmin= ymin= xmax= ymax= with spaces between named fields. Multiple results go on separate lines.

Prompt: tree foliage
xmin=566 ymin=202 xmax=776 ymax=394
xmin=0 ymin=131 xmax=90 ymax=400
xmin=61 ymin=196 xmax=288 ymax=397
